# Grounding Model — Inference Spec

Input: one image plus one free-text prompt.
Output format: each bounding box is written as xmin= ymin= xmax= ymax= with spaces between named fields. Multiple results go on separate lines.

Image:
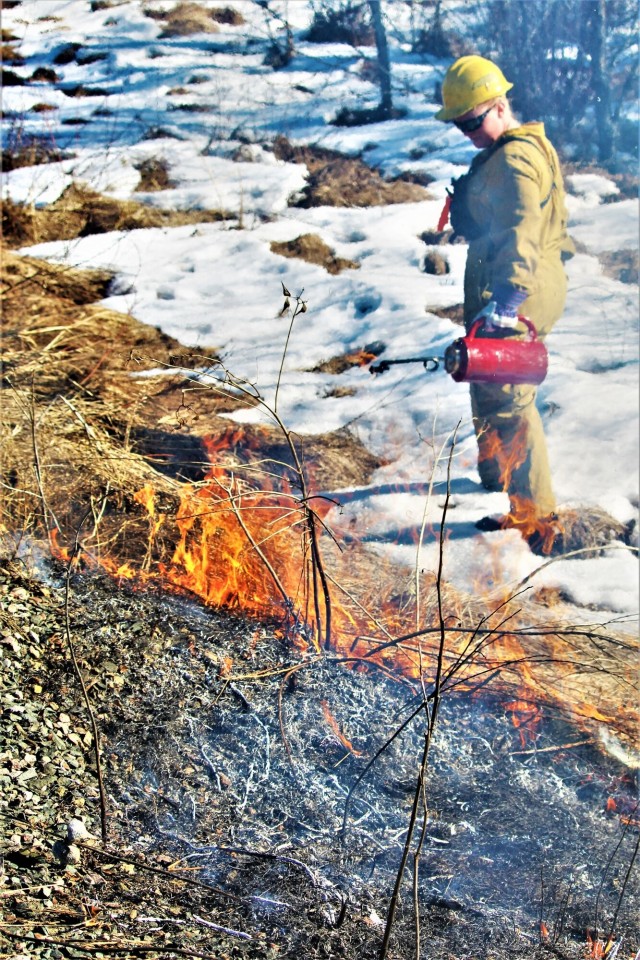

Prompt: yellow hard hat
xmin=435 ymin=55 xmax=513 ymax=122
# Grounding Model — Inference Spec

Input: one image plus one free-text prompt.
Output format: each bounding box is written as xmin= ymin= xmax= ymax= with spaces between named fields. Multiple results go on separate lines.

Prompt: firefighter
xmin=435 ymin=55 xmax=575 ymax=555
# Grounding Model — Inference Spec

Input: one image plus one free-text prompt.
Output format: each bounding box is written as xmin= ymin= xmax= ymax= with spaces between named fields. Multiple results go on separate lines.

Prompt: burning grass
xmin=2 ymin=241 xmax=638 ymax=769
xmin=1 ymin=228 xmax=639 ymax=960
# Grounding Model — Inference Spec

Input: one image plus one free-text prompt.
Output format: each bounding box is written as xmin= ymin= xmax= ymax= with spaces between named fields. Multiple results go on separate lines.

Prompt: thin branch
xmin=379 ymin=423 xmax=460 ymax=959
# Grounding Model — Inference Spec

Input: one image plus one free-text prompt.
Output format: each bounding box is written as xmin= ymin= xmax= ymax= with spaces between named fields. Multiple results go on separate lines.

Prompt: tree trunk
xmin=368 ymin=0 xmax=393 ymax=117
xmin=591 ymin=0 xmax=615 ymax=162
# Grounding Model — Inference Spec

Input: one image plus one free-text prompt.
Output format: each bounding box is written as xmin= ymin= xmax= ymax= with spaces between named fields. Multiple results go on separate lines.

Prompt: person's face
xmin=454 ymin=100 xmax=506 ymax=148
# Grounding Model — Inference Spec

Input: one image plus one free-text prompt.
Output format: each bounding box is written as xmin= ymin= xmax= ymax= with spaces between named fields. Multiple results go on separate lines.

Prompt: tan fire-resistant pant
xmin=464 ymin=251 xmax=567 ymax=521
xmin=470 ymin=379 xmax=556 ymax=518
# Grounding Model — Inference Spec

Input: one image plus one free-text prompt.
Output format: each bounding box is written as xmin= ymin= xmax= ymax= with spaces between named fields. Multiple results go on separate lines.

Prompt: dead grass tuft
xmin=558 ymin=504 xmax=635 ymax=556
xmin=311 ymin=342 xmax=385 ymax=375
xmin=30 ymin=101 xmax=58 ymax=113
xmin=154 ymin=2 xmax=221 ymax=37
xmin=270 ymin=233 xmax=360 ymax=274
xmin=135 ymin=157 xmax=175 ymax=191
xmin=1 ymin=43 xmax=24 ymax=64
xmin=1 ymin=131 xmax=69 ymax=172
xmin=209 ymin=6 xmax=245 ymax=26
xmin=299 ymin=156 xmax=429 ymax=208
xmin=2 ymin=183 xmax=232 ymax=248
xmin=2 ymin=249 xmax=114 ymax=305
xmin=273 ymin=136 xmax=432 ymax=208
xmin=423 ymin=251 xmax=449 ymax=275
xmin=598 ymin=248 xmax=638 ymax=285
xmin=426 ymin=303 xmax=465 ymax=326
xmin=419 ymin=228 xmax=465 ymax=249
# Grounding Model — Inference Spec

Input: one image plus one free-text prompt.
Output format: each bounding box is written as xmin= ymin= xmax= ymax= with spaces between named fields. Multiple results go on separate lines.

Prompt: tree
xmin=477 ymin=0 xmax=638 ymax=166
xmin=590 ymin=0 xmax=615 ymax=162
xmin=368 ymin=1 xmax=393 ymax=117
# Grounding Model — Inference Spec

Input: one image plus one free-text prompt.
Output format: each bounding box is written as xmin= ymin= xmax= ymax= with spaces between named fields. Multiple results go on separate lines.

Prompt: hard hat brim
xmin=435 ymin=80 xmax=513 ymax=123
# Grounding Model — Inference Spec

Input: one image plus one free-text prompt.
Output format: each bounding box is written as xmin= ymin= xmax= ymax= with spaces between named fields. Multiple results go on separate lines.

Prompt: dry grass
xmin=1 ymin=131 xmax=68 ymax=172
xmin=557 ymin=504 xmax=635 ymax=555
xmin=148 ymin=2 xmax=221 ymax=37
xmin=423 ymin=250 xmax=450 ymax=275
xmin=209 ymin=6 xmax=245 ymax=26
xmin=270 ymin=233 xmax=360 ymax=274
xmin=426 ymin=303 xmax=465 ymax=325
xmin=1 ymin=42 xmax=23 ymax=63
xmin=273 ymin=136 xmax=432 ymax=208
xmin=135 ymin=156 xmax=175 ymax=191
xmin=2 ymin=183 xmax=232 ymax=247
xmin=598 ymin=248 xmax=638 ymax=285
xmin=0 ymin=242 xmax=382 ymax=567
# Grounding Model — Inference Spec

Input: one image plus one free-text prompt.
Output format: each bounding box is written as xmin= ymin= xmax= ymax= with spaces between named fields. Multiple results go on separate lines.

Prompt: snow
xmin=2 ymin=0 xmax=638 ymax=619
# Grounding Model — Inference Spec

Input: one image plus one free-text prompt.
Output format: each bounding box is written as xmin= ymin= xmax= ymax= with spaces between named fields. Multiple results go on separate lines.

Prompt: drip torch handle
xmin=468 ymin=316 xmax=539 ymax=341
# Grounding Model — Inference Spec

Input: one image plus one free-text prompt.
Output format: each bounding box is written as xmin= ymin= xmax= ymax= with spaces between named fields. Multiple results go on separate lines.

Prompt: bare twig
xmin=606 ymin=819 xmax=640 ymax=947
xmin=380 ymin=423 xmax=460 ymax=960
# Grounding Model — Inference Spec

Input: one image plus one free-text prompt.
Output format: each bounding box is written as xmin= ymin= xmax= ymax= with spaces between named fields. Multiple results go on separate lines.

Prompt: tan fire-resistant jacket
xmin=462 ymin=122 xmax=575 ymax=336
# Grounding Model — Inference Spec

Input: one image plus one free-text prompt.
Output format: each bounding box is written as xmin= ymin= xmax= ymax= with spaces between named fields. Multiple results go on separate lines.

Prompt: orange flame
xmin=321 ymin=700 xmax=362 ymax=755
xmin=505 ymin=698 xmax=543 ymax=748
xmin=345 ymin=349 xmax=379 ymax=367
xmin=585 ymin=931 xmax=617 ymax=958
xmin=478 ymin=424 xmax=562 ymax=550
xmin=478 ymin=423 xmax=528 ymax=495
xmin=46 ymin=425 xmax=638 ymax=756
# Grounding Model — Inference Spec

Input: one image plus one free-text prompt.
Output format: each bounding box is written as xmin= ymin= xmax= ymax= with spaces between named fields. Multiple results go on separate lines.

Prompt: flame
xmin=47 ymin=426 xmax=638 ymax=758
xmin=478 ymin=423 xmax=528 ymax=495
xmin=585 ymin=931 xmax=618 ymax=958
xmin=345 ymin=349 xmax=379 ymax=367
xmin=478 ymin=424 xmax=562 ymax=550
xmin=321 ymin=700 xmax=362 ymax=755
xmin=504 ymin=698 xmax=543 ymax=748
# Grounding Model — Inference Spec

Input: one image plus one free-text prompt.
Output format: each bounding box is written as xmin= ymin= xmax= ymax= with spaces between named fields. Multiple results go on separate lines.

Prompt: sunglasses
xmin=454 ymin=105 xmax=495 ymax=134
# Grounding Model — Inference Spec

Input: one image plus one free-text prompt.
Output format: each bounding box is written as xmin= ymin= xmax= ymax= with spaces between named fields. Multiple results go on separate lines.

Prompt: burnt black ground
xmin=1 ymin=556 xmax=638 ymax=959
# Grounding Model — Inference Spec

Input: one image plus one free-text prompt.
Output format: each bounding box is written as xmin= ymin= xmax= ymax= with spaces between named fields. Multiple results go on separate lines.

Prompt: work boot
xmin=475 ymin=515 xmax=508 ymax=532
xmin=526 ymin=514 xmax=564 ymax=557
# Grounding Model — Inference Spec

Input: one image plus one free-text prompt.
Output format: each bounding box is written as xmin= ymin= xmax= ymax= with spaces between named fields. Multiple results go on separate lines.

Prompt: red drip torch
xmin=370 ymin=317 xmax=548 ymax=386
xmin=444 ymin=317 xmax=547 ymax=385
